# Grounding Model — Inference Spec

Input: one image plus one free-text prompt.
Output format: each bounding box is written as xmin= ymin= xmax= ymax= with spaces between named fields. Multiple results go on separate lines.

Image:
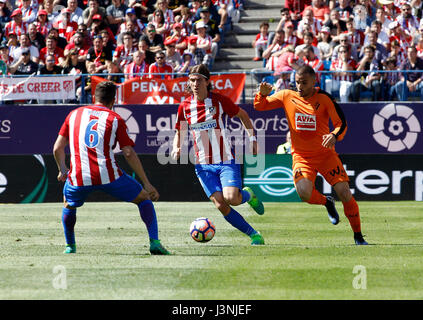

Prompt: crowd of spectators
xmin=252 ymin=0 xmax=423 ymax=101
xmin=0 ymin=0 xmax=243 ymax=103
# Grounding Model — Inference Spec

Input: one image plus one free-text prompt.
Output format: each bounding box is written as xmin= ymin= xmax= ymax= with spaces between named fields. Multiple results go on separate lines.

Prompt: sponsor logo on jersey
xmin=295 ymin=113 xmax=316 ymax=131
xmin=190 ymin=119 xmax=217 ymax=131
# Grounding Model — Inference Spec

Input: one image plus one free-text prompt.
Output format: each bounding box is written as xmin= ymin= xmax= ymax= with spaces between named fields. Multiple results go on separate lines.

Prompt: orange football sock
xmin=342 ymin=197 xmax=361 ymax=233
xmin=307 ymin=189 xmax=327 ymax=205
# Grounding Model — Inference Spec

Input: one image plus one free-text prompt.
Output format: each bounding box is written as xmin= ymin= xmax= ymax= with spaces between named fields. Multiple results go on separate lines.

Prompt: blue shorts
xmin=63 ymin=172 xmax=143 ymax=208
xmin=195 ymin=162 xmax=242 ymax=198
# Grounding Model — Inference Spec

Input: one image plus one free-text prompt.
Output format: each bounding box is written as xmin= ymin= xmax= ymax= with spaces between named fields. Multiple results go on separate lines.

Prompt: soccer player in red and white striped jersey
xmin=172 ymin=64 xmax=265 ymax=245
xmin=53 ymin=81 xmax=170 ymax=255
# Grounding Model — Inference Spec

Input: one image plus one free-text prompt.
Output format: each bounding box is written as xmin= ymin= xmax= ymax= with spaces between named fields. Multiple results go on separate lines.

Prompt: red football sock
xmin=342 ymin=197 xmax=361 ymax=233
xmin=307 ymin=189 xmax=327 ymax=205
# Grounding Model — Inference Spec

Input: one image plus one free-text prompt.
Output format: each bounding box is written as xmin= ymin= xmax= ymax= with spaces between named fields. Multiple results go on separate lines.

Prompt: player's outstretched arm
xmin=122 ymin=145 xmax=159 ymax=201
xmin=253 ymin=82 xmax=284 ymax=111
xmin=53 ymin=135 xmax=69 ymax=182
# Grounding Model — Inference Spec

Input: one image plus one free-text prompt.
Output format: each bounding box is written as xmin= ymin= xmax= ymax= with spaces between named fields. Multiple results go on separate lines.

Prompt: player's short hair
xmin=95 ymin=81 xmax=116 ymax=106
xmin=296 ymin=65 xmax=316 ymax=78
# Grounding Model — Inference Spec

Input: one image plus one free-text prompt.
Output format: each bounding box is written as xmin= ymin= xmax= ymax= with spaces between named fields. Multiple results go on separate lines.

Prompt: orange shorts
xmin=292 ymin=151 xmax=349 ymax=186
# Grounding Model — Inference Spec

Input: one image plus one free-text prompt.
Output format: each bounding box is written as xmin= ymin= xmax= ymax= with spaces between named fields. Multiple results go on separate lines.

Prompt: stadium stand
xmin=1 ymin=0 xmax=423 ymax=104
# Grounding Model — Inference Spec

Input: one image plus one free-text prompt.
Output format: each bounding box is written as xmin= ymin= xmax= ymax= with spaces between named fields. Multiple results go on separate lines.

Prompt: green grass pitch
xmin=0 ymin=201 xmax=422 ymax=300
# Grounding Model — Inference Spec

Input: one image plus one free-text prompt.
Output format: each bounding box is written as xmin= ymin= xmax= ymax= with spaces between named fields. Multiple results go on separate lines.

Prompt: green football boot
xmin=243 ymin=187 xmax=265 ymax=215
xmin=250 ymin=232 xmax=265 ymax=245
xmin=149 ymin=239 xmax=171 ymax=255
xmin=63 ymin=244 xmax=76 ymax=254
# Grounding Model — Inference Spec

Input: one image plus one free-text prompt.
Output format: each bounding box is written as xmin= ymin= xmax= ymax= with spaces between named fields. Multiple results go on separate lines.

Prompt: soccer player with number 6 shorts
xmin=254 ymin=65 xmax=368 ymax=245
xmin=53 ymin=81 xmax=171 ymax=255
xmin=171 ymin=64 xmax=265 ymax=245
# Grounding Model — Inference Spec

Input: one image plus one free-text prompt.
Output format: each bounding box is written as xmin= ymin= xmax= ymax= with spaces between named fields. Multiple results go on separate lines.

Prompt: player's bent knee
xmin=132 ymin=189 xmax=151 ymax=205
xmin=210 ymin=193 xmax=231 ymax=215
xmin=295 ymin=186 xmax=312 ymax=202
xmin=222 ymin=189 xmax=241 ymax=206
xmin=333 ymin=182 xmax=352 ymax=202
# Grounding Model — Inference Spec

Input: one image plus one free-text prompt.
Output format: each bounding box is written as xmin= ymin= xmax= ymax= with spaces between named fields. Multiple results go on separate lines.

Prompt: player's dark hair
xmin=95 ymin=81 xmax=117 ymax=106
xmin=296 ymin=65 xmax=316 ymax=78
xmin=185 ymin=64 xmax=212 ymax=94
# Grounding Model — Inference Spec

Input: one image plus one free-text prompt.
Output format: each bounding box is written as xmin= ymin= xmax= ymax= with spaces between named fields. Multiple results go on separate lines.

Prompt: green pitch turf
xmin=0 ymin=201 xmax=422 ymax=300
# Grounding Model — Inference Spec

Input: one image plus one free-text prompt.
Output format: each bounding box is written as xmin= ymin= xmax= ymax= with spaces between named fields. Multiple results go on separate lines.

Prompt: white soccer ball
xmin=189 ymin=217 xmax=216 ymax=242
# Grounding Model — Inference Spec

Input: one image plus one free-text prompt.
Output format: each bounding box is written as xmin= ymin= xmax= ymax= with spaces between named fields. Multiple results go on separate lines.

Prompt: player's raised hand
xmin=258 ymin=82 xmax=273 ymax=96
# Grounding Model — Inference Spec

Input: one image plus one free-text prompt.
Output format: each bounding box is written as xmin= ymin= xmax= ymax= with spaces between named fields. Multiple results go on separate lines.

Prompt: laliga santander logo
xmin=113 ymin=107 xmax=140 ymax=153
xmin=372 ymin=103 xmax=421 ymax=152
xmin=244 ymin=166 xmax=296 ymax=197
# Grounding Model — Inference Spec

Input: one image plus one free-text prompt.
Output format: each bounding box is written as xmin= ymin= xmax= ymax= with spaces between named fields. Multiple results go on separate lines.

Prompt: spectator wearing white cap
xmin=194 ymin=19 xmax=216 ymax=68
xmin=388 ymin=20 xmax=413 ymax=54
xmin=317 ymin=26 xmax=332 ymax=62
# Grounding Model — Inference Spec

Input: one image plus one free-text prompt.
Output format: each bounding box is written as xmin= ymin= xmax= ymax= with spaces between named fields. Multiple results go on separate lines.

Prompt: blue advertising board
xmin=0 ymin=102 xmax=422 ymax=155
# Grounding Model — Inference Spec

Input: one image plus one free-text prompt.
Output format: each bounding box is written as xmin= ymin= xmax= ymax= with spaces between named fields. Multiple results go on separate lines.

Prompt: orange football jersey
xmin=254 ymin=88 xmax=347 ymax=156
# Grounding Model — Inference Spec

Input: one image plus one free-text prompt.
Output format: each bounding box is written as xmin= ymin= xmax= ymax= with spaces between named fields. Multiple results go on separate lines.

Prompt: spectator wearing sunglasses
xmin=148 ymin=51 xmax=174 ymax=79
xmin=140 ymin=23 xmax=164 ymax=53
xmin=9 ymin=47 xmax=38 ymax=75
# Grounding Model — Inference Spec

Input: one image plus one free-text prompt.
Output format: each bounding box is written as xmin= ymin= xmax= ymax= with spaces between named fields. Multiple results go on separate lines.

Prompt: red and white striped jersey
xmin=124 ymin=61 xmax=149 ymax=79
xmin=297 ymin=18 xmax=322 ymax=36
xmin=113 ymin=45 xmax=137 ymax=69
xmin=196 ymin=34 xmax=213 ymax=54
xmin=330 ymin=58 xmax=358 ymax=82
xmin=58 ymin=105 xmax=135 ymax=186
xmin=175 ymin=93 xmax=240 ymax=164
xmin=342 ymin=30 xmax=365 ymax=47
xmin=36 ymin=21 xmax=52 ymax=37
xmin=304 ymin=57 xmax=324 ymax=81
xmin=284 ymin=34 xmax=299 ymax=47
xmin=254 ymin=33 xmax=268 ymax=47
xmin=4 ymin=21 xmax=28 ymax=37
xmin=56 ymin=20 xmax=78 ymax=42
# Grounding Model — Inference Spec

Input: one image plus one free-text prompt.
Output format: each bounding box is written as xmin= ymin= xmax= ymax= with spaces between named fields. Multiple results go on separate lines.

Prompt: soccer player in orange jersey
xmin=254 ymin=65 xmax=368 ymax=245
